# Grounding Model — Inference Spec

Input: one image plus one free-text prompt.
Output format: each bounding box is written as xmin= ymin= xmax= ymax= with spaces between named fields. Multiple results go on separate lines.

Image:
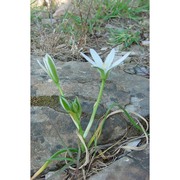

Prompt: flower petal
xmin=104 ymin=48 xmax=115 ymax=69
xmin=43 ymin=56 xmax=51 ymax=75
xmin=110 ymin=52 xmax=131 ymax=70
xmin=37 ymin=60 xmax=48 ymax=74
xmin=80 ymin=52 xmax=96 ymax=66
xmin=90 ymin=49 xmax=103 ymax=68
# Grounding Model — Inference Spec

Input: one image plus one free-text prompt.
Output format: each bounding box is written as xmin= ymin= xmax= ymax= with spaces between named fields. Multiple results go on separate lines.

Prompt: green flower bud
xmin=44 ymin=54 xmax=59 ymax=84
xmin=72 ymin=101 xmax=79 ymax=113
xmin=37 ymin=54 xmax=59 ymax=85
xmin=74 ymin=97 xmax=82 ymax=118
xmin=59 ymin=96 xmax=71 ymax=112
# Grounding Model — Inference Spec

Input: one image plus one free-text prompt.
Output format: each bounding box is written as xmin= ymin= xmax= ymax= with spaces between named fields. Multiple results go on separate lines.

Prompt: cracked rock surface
xmin=43 ymin=145 xmax=149 ymax=180
xmin=31 ymin=55 xmax=149 ymax=116
xmin=31 ymin=55 xmax=149 ymax=177
xmin=89 ymin=145 xmax=149 ymax=180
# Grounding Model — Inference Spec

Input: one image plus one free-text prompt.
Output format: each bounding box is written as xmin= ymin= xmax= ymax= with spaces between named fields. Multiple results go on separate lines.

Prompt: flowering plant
xmin=80 ymin=49 xmax=131 ymax=139
xmin=31 ymin=48 xmax=147 ymax=180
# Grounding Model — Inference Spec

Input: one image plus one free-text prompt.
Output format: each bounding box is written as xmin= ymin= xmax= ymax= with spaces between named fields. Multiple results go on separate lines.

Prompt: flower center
xmin=102 ymin=63 xmax=107 ymax=69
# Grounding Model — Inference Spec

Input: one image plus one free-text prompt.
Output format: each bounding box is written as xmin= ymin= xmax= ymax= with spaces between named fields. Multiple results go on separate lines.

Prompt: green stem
xmin=70 ymin=113 xmax=84 ymax=136
xmin=83 ymin=79 xmax=106 ymax=139
xmin=69 ymin=113 xmax=85 ymax=151
xmin=57 ymin=82 xmax=64 ymax=96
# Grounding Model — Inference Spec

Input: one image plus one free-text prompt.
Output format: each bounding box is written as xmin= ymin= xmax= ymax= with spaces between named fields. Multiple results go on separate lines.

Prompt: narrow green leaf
xmin=31 ymin=161 xmax=49 ymax=180
xmin=118 ymin=105 xmax=143 ymax=131
xmin=48 ymin=157 xmax=74 ymax=162
xmin=48 ymin=148 xmax=78 ymax=162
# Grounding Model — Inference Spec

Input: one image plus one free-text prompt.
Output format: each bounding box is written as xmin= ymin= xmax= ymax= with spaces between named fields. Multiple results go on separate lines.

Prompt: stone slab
xmin=89 ymin=146 xmax=149 ymax=180
xmin=31 ymin=56 xmax=149 ymax=117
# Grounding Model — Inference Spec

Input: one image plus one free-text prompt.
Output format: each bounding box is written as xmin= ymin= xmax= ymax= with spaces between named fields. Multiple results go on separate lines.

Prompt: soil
xmin=31 ymin=2 xmax=149 ymax=74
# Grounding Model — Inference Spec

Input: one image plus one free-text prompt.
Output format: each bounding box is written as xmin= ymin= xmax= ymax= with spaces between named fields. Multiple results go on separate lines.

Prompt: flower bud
xmin=59 ymin=96 xmax=71 ymax=112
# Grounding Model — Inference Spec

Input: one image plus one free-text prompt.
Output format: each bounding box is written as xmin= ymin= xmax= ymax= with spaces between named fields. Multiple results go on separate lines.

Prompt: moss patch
xmin=31 ymin=96 xmax=61 ymax=112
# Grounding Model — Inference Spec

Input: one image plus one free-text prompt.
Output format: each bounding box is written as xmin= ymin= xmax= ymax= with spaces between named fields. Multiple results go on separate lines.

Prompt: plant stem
xmin=83 ymin=79 xmax=106 ymax=139
xmin=57 ymin=83 xmax=64 ymax=96
xmin=70 ymin=113 xmax=84 ymax=136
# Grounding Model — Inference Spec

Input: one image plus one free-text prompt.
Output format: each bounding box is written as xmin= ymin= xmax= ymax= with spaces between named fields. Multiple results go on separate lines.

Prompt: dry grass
xmin=31 ymin=0 xmax=149 ymax=64
xmin=46 ymin=110 xmax=149 ymax=180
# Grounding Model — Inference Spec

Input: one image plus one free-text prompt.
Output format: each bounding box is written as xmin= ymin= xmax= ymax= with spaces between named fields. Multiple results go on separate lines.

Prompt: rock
xmin=130 ymin=44 xmax=148 ymax=57
xmin=119 ymin=51 xmax=139 ymax=57
xmin=125 ymin=95 xmax=149 ymax=117
xmin=36 ymin=145 xmax=149 ymax=180
xmin=45 ymin=170 xmax=66 ymax=180
xmin=143 ymin=33 xmax=149 ymax=39
xmin=141 ymin=19 xmax=149 ymax=27
xmin=127 ymin=145 xmax=149 ymax=171
xmin=89 ymin=145 xmax=149 ymax=180
xmin=36 ymin=0 xmax=46 ymax=7
xmin=141 ymin=40 xmax=150 ymax=46
xmin=41 ymin=18 xmax=57 ymax=25
xmin=31 ymin=106 xmax=128 ymax=173
xmin=53 ymin=0 xmax=72 ymax=18
xmin=31 ymin=56 xmax=149 ymax=117
xmin=97 ymin=113 xmax=127 ymax=144
xmin=123 ymin=64 xmax=149 ymax=79
xmin=100 ymin=47 xmax=108 ymax=51
xmin=134 ymin=66 xmax=149 ymax=76
xmin=31 ymin=106 xmax=78 ymax=174
xmin=31 ymin=55 xmax=149 ymax=174
xmin=36 ymin=0 xmax=68 ymax=7
xmin=105 ymin=24 xmax=123 ymax=31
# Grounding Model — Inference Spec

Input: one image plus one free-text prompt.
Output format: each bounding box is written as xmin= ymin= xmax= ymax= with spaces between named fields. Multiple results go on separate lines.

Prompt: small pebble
xmin=101 ymin=47 xmax=108 ymax=51
xmin=41 ymin=18 xmax=56 ymax=25
xmin=141 ymin=40 xmax=150 ymax=46
xmin=134 ymin=66 xmax=149 ymax=76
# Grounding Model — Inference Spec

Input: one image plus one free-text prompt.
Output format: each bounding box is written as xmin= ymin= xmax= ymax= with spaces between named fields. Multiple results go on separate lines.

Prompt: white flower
xmin=80 ymin=48 xmax=130 ymax=74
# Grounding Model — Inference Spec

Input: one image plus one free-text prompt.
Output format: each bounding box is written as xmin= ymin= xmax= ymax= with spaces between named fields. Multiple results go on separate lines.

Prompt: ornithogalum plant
xmin=32 ymin=48 xmax=135 ymax=180
xmin=80 ymin=49 xmax=130 ymax=139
